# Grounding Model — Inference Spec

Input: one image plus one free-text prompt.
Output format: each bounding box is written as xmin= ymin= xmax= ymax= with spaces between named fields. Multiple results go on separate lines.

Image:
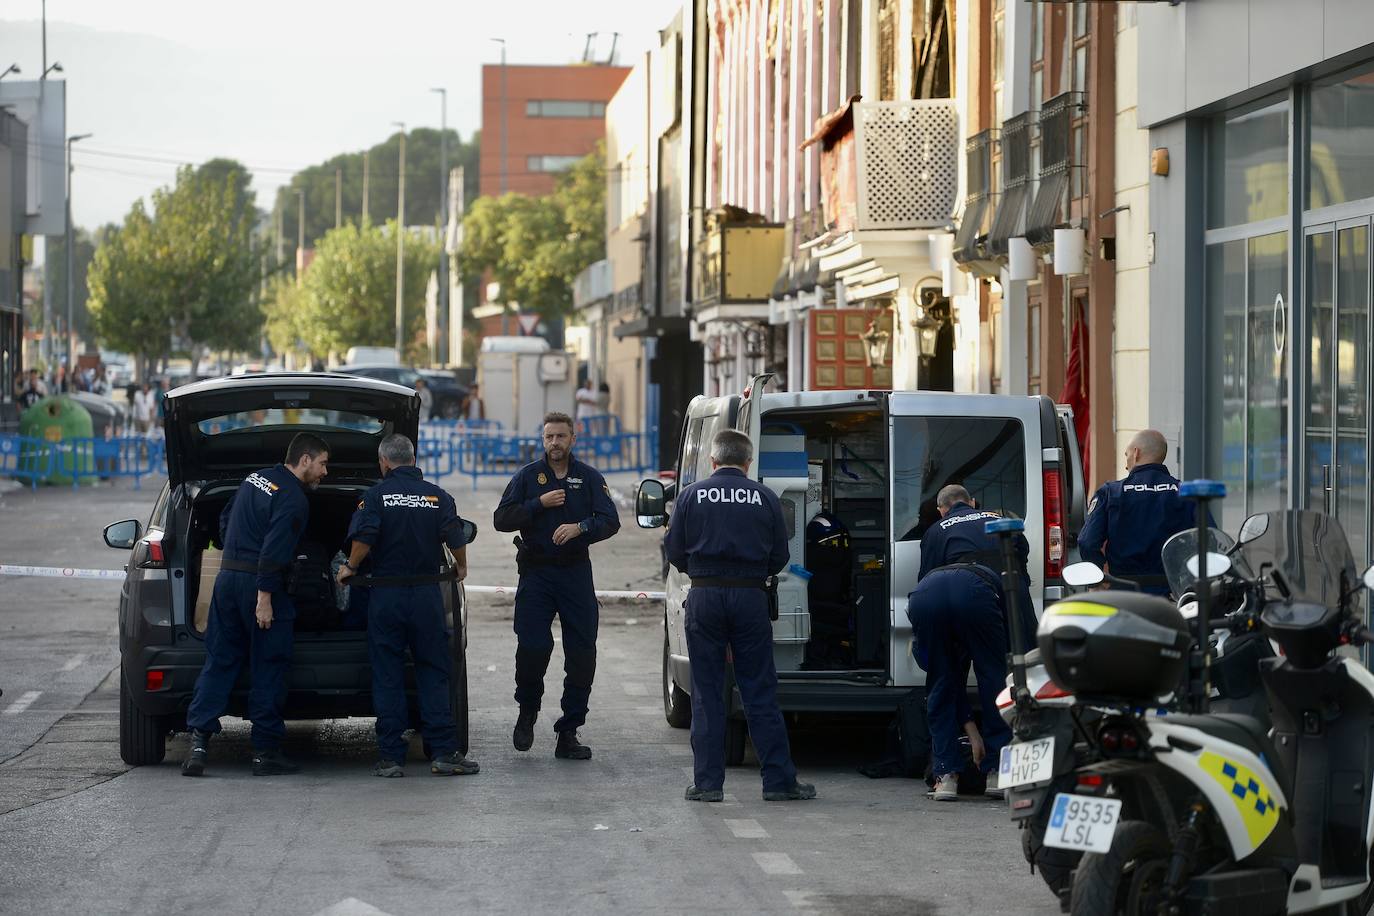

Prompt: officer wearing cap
xmin=665 ymin=428 xmax=816 ymax=803
xmin=907 ymin=484 xmax=1033 ymax=802
xmin=337 ymin=433 xmax=479 ymax=778
xmin=1078 ymin=429 xmax=1198 ymax=596
xmin=494 ymin=411 xmax=620 ymax=760
xmin=182 ymin=432 xmax=330 ymax=778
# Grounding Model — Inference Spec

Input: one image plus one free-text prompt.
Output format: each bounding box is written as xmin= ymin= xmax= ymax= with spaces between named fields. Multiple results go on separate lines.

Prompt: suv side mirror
xmin=461 ymin=519 xmax=478 ymax=545
xmin=636 ymin=479 xmax=668 ymax=529
xmin=104 ymin=519 xmax=142 ymax=550
xmin=1062 ymin=561 xmax=1105 ymax=588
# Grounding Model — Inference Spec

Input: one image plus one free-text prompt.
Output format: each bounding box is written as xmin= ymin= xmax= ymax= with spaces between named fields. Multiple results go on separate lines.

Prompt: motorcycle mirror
xmin=1185 ymin=552 xmax=1232 ymax=580
xmin=1238 ymin=513 xmax=1269 ymax=545
xmin=1363 ymin=564 xmax=1374 ymax=592
xmin=1062 ymin=562 xmax=1105 ymax=588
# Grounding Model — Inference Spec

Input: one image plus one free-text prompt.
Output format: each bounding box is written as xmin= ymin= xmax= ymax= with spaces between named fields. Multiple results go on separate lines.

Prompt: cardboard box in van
xmin=195 ymin=550 xmax=223 ymax=632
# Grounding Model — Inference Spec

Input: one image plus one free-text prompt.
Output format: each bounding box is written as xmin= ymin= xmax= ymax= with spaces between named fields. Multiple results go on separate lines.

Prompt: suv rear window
xmin=892 ymin=416 xmax=1026 ymax=541
xmin=197 ymin=408 xmax=385 ymax=435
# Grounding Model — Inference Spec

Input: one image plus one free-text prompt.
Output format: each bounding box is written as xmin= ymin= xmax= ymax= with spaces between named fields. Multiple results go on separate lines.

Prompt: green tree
xmin=44 ymin=226 xmax=104 ymax=340
xmin=458 ymin=146 xmax=605 ymax=320
xmin=86 ymin=202 xmax=165 ymax=364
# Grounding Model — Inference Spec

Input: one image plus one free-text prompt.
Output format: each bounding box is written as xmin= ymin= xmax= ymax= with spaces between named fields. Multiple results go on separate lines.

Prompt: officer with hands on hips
xmin=1078 ymin=428 xmax=1199 ymax=596
xmin=182 ymin=432 xmax=330 ymax=778
xmin=665 ymin=428 xmax=816 ymax=803
xmin=907 ymin=484 xmax=1033 ymax=801
xmin=337 ymin=434 xmax=479 ymax=778
xmin=493 ymin=411 xmax=620 ymax=760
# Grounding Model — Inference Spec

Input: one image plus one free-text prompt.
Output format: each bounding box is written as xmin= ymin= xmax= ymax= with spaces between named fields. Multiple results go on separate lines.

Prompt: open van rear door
xmin=737 ymin=373 xmax=774 ymax=481
xmin=1055 ymin=404 xmax=1087 ymax=537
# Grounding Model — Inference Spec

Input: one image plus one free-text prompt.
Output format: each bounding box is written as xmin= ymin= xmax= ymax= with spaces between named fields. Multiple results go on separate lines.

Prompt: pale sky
xmin=0 ymin=0 xmax=680 ymax=230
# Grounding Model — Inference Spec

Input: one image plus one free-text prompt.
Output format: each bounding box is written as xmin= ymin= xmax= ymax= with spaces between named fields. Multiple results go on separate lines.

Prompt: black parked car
xmin=102 ymin=372 xmax=472 ymax=766
xmin=335 ymin=365 xmax=468 ymax=420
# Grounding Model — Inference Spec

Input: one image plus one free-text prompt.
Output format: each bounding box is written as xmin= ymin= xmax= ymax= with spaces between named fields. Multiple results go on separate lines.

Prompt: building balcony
xmin=691 ymin=206 xmax=785 ymax=325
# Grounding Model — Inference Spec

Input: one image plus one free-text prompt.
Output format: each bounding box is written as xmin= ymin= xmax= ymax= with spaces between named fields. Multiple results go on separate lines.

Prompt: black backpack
xmin=287 ymin=540 xmax=340 ymax=630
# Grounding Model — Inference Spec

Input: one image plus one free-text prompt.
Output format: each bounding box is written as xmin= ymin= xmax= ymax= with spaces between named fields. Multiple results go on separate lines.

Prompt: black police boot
xmin=373 ymin=759 xmax=405 ymax=778
xmin=431 ymin=752 xmax=480 ymax=776
xmin=512 ymin=708 xmax=537 ymax=752
xmin=252 ymin=749 xmax=301 ymax=776
xmin=554 ymin=729 xmax=593 ymax=760
xmin=180 ymin=729 xmax=211 ymax=777
xmin=684 ymin=785 xmax=724 ymax=803
xmin=763 ymin=781 xmax=817 ymax=801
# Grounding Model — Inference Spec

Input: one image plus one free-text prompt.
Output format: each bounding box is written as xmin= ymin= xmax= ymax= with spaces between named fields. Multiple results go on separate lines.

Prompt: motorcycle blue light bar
xmin=1179 ymin=479 xmax=1227 ymax=499
xmin=985 ymin=518 xmax=1025 ymax=534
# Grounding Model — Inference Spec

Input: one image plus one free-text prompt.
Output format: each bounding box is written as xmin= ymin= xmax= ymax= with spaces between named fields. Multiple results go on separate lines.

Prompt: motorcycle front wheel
xmin=1070 ymin=820 xmax=1170 ymax=916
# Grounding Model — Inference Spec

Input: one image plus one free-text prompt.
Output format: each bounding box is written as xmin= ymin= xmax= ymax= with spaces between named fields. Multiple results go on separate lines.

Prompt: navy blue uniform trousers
xmin=907 ymin=568 xmax=1012 ymax=777
xmin=186 ymin=570 xmax=295 ymax=750
xmin=685 ymin=586 xmax=798 ymax=793
xmin=513 ymin=562 xmax=598 ymax=733
xmin=368 ymin=584 xmax=456 ymax=763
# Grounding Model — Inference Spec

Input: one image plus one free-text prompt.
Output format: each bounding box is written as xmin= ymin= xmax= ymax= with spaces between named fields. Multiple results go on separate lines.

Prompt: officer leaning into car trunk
xmin=182 ymin=432 xmax=330 ymax=778
xmin=337 ymin=434 xmax=479 ymax=778
xmin=664 ymin=428 xmax=816 ymax=803
xmin=906 ymin=484 xmax=1035 ymax=802
xmin=493 ymin=411 xmax=620 ymax=760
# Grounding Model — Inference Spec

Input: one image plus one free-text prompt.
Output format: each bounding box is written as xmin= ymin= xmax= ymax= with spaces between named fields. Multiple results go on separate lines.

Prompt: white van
xmin=635 ymin=377 xmax=1086 ymax=763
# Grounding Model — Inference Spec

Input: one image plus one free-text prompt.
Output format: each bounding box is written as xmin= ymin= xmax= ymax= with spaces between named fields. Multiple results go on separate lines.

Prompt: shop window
xmin=1207 ymin=100 xmax=1290 ymax=229
xmin=1308 ymin=63 xmax=1374 ymax=210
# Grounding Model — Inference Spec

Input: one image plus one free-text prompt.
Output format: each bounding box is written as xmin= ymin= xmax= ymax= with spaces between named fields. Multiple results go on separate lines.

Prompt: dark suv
xmin=102 ymin=373 xmax=472 ymax=766
xmin=336 ymin=365 xmax=468 ymax=420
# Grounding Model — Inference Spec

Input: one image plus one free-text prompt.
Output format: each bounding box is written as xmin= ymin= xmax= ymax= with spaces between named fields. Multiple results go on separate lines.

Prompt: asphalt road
xmin=0 ymin=472 xmax=1062 ymax=916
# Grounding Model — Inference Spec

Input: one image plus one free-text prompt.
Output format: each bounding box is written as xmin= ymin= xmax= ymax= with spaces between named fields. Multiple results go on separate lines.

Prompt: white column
xmin=859 ymin=0 xmax=880 ymax=100
xmin=1001 ymin=270 xmax=1029 ymax=396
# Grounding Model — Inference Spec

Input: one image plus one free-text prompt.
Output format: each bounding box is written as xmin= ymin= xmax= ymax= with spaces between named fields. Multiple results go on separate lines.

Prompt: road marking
xmin=752 ymin=852 xmax=802 ymax=875
xmin=725 ymin=818 xmax=770 ymax=839
xmin=60 ymin=654 xmax=88 ymax=671
xmin=3 ymin=691 xmax=41 ymax=715
xmin=311 ymin=899 xmax=395 ymax=916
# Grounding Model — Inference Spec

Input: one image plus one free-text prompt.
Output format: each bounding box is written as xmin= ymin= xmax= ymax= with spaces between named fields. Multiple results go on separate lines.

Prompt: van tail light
xmin=139 ymin=530 xmax=167 ymax=569
xmin=1034 ymin=681 xmax=1071 ymax=700
xmin=1043 ymin=469 xmax=1065 ymax=579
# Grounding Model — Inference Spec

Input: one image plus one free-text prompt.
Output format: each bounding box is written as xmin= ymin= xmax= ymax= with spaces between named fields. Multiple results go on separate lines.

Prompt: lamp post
xmin=392 ymin=122 xmax=406 ymax=357
xmin=491 ymin=39 xmax=508 ymax=193
xmin=0 ymin=64 xmax=20 ymax=81
xmin=65 ymin=132 xmax=92 ymax=379
xmin=41 ymin=61 xmax=62 ymax=79
xmin=431 ymin=87 xmax=449 ymax=365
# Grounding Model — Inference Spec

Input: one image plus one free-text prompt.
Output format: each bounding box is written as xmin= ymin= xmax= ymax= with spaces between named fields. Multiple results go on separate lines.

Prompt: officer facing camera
xmin=665 ymin=428 xmax=816 ymax=803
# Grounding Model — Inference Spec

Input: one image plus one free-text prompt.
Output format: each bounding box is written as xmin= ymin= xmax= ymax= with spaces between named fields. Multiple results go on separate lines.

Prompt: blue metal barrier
xmin=0 ymin=434 xmax=56 ymax=490
xmin=417 ymin=435 xmax=457 ymax=481
xmin=420 ymin=419 xmax=504 ymax=441
xmin=452 ymin=431 xmax=652 ymax=490
xmin=52 ymin=436 xmax=165 ymax=490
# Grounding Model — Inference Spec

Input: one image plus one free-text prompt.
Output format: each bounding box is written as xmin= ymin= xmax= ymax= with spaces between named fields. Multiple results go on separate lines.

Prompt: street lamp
xmin=392 ymin=122 xmax=406 ymax=357
xmin=42 ymin=61 xmax=62 ymax=79
xmin=0 ymin=64 xmax=20 ymax=81
xmin=491 ymin=38 xmax=508 ymax=193
xmin=431 ymin=86 xmax=449 ymax=366
xmin=66 ymin=132 xmax=93 ymax=380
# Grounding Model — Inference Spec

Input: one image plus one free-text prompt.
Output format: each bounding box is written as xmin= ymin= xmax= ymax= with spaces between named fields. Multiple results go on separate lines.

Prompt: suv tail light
xmin=139 ymin=530 xmax=167 ymax=569
xmin=1043 ymin=469 xmax=1065 ymax=579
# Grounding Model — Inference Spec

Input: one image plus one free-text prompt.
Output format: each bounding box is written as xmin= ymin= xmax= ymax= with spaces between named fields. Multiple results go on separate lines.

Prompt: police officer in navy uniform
xmin=907 ymin=484 xmax=1033 ymax=802
xmin=494 ymin=411 xmax=620 ymax=760
xmin=665 ymin=429 xmax=816 ymax=803
xmin=1078 ymin=429 xmax=1198 ymax=596
xmin=182 ymin=433 xmax=330 ymax=777
xmin=337 ymin=434 xmax=479 ymax=777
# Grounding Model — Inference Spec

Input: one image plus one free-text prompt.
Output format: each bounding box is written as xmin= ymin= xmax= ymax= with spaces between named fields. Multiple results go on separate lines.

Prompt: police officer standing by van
xmin=182 ymin=433 xmax=330 ymax=778
xmin=665 ymin=429 xmax=816 ymax=803
xmin=494 ymin=411 xmax=620 ymax=760
xmin=337 ymin=434 xmax=479 ymax=778
xmin=1078 ymin=429 xmax=1197 ymax=595
xmin=907 ymin=484 xmax=1033 ymax=801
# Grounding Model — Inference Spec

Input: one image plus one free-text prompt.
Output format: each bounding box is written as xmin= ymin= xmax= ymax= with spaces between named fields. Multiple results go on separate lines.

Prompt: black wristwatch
xmin=578 ymin=519 xmax=590 ymax=534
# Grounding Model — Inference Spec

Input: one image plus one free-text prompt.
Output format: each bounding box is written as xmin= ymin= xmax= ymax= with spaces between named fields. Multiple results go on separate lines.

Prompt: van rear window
xmin=197 ymin=408 xmax=384 ymax=435
xmin=892 ymin=416 xmax=1026 ymax=541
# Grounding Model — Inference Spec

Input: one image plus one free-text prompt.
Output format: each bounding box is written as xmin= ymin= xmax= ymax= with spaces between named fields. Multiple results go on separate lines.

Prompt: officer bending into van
xmin=907 ymin=484 xmax=1034 ymax=802
xmin=665 ymin=429 xmax=816 ymax=803
xmin=1078 ymin=429 xmax=1198 ymax=596
xmin=494 ymin=411 xmax=620 ymax=760
xmin=182 ymin=433 xmax=330 ymax=778
xmin=337 ymin=434 xmax=479 ymax=777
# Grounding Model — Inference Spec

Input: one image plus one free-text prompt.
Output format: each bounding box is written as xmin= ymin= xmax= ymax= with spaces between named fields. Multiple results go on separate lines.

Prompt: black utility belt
xmin=353 ymin=567 xmax=459 ymax=588
xmin=517 ymin=552 xmax=588 ymax=568
xmin=220 ymin=558 xmax=260 ymax=575
xmin=689 ymin=577 xmax=768 ymax=590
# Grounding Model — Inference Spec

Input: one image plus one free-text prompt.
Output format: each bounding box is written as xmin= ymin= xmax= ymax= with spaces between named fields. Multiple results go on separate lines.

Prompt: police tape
xmin=0 ymin=564 xmax=666 ymax=601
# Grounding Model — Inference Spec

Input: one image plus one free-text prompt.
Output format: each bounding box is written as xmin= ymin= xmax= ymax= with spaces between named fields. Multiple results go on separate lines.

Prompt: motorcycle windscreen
xmin=1234 ymin=510 xmax=1358 ymax=607
xmin=1161 ymin=527 xmax=1239 ymax=596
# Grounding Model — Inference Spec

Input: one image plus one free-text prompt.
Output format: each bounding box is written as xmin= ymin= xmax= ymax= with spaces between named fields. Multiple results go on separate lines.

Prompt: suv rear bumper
xmin=126 ymin=636 xmax=428 ymax=725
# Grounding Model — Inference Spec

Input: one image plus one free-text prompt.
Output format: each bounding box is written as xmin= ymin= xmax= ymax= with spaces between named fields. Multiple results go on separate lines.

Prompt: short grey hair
xmin=1130 ymin=429 xmax=1168 ymax=464
xmin=937 ymin=484 xmax=972 ymax=510
xmin=711 ymin=429 xmax=753 ymax=468
xmin=379 ymin=433 xmax=416 ymax=465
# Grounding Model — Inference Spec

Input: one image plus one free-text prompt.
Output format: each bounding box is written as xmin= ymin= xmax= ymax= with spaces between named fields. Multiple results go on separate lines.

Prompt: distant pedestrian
xmin=18 ymin=369 xmax=46 ymax=410
xmin=461 ymin=384 xmax=485 ymax=422
xmin=132 ymin=382 xmax=156 ymax=436
xmin=575 ymin=379 xmax=598 ymax=423
xmin=414 ymin=377 xmax=434 ymax=421
xmin=596 ymin=382 xmax=611 ymax=415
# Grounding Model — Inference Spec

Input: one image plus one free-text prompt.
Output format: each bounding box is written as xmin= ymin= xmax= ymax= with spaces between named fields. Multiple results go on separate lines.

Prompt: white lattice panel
xmin=854 ymin=101 xmax=960 ymax=231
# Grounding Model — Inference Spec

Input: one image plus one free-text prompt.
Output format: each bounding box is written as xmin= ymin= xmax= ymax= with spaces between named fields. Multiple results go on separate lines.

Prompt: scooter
xmin=1044 ymin=483 xmax=1374 ymax=915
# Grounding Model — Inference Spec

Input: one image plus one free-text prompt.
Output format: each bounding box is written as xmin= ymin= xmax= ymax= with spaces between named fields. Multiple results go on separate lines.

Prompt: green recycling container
xmin=19 ymin=396 xmax=95 ymax=485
